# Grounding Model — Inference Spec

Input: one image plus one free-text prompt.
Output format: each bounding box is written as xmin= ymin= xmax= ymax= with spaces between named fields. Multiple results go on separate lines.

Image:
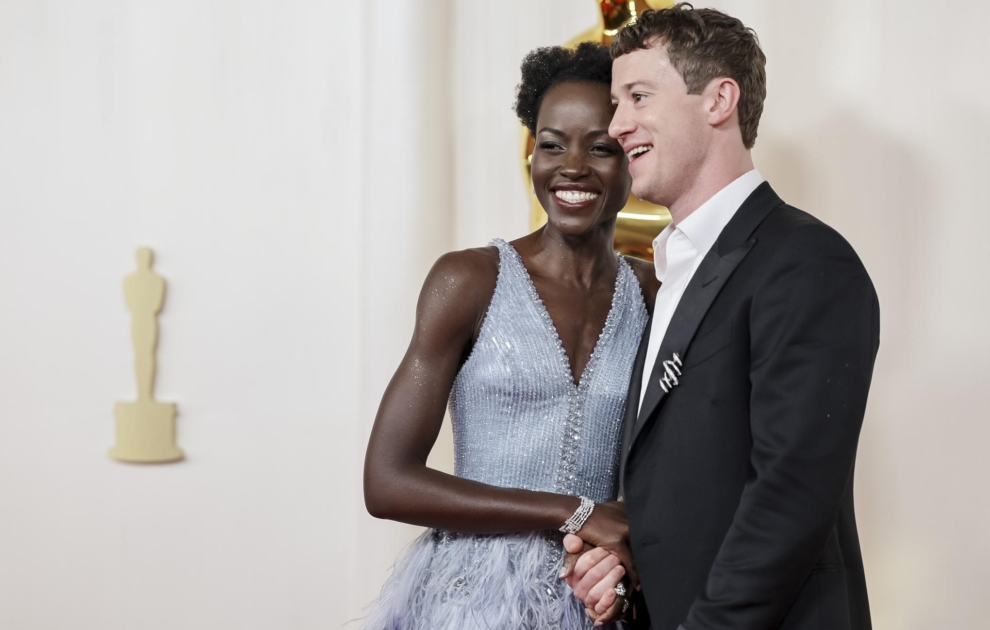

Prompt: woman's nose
xmin=560 ymin=151 xmax=591 ymax=179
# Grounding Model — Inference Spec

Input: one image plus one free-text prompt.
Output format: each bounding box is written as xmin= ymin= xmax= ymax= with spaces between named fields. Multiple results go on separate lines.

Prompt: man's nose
xmin=609 ymin=105 xmax=634 ymax=140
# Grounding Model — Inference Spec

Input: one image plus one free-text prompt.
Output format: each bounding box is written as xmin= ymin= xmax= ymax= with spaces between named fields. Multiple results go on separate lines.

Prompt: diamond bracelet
xmin=559 ymin=496 xmax=595 ymax=534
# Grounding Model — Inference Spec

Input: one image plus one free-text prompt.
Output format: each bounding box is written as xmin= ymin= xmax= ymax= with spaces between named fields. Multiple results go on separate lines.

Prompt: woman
xmin=362 ymin=43 xmax=659 ymax=629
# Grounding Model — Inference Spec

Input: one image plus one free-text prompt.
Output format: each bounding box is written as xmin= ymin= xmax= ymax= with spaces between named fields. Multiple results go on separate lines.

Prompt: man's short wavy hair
xmin=611 ymin=3 xmax=767 ymax=149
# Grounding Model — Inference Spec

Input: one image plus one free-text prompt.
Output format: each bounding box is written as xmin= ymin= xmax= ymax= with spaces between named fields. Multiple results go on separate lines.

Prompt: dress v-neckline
xmin=499 ymin=240 xmax=626 ymax=391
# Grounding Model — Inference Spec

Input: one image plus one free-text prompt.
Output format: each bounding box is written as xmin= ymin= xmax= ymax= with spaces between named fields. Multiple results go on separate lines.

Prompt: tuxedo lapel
xmin=623 ymin=182 xmax=785 ymax=467
xmin=619 ymin=311 xmax=653 ymax=488
xmin=632 ymin=242 xmax=753 ymax=437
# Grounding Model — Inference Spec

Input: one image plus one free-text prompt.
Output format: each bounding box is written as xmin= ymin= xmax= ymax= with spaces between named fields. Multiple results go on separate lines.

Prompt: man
xmin=562 ymin=5 xmax=879 ymax=629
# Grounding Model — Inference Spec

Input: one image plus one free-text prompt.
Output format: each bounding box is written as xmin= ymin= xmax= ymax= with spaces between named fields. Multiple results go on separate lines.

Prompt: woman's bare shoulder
xmin=414 ymin=246 xmax=500 ymax=333
xmin=623 ymin=255 xmax=660 ymax=313
xmin=426 ymin=246 xmax=499 ymax=293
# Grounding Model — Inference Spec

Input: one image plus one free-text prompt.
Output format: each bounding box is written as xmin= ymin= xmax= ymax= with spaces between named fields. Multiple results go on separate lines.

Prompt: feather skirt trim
xmin=359 ymin=529 xmax=624 ymax=630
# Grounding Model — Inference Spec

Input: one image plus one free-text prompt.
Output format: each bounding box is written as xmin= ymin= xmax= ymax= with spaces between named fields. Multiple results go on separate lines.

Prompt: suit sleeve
xmin=681 ymin=225 xmax=880 ymax=630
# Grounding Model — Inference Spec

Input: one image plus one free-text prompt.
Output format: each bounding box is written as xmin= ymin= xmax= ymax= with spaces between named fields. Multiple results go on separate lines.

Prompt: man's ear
xmin=706 ymin=77 xmax=741 ymax=128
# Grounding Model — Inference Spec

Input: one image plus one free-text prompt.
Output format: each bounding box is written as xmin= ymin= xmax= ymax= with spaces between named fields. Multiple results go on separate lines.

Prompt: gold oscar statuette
xmin=109 ymin=247 xmax=183 ymax=464
xmin=523 ymin=0 xmax=674 ymax=261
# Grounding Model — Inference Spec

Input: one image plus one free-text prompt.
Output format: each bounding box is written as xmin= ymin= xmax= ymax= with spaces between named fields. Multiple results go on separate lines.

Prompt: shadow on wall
xmin=760 ymin=108 xmax=929 ymax=627
xmin=760 ymin=105 xmax=989 ymax=628
xmin=751 ymin=7 xmax=934 ymax=628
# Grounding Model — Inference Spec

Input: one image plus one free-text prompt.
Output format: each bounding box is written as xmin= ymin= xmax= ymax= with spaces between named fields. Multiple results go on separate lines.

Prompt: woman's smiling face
xmin=531 ymin=81 xmax=631 ymax=236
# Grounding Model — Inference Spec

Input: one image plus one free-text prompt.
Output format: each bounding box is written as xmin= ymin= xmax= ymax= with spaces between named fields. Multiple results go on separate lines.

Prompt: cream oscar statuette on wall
xmin=109 ymin=247 xmax=183 ymax=463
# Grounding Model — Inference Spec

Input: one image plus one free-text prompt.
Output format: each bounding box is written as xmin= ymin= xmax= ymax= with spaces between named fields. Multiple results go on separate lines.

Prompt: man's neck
xmin=668 ymin=150 xmax=755 ymax=225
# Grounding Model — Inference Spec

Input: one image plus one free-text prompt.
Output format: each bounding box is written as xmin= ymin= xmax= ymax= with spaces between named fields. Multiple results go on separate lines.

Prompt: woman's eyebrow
xmin=537 ymin=129 xmax=610 ymax=137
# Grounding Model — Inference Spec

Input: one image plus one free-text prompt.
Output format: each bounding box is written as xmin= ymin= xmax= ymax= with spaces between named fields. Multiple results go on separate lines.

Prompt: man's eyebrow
xmin=621 ymin=81 xmax=653 ymax=92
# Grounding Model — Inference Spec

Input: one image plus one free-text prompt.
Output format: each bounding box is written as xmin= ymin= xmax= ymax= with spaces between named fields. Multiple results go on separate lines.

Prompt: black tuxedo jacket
xmin=621 ymin=183 xmax=879 ymax=630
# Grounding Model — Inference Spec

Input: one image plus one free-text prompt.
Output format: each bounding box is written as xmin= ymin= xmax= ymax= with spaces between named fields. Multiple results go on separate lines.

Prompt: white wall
xmin=1 ymin=1 xmax=988 ymax=629
xmin=0 ymin=2 xmax=367 ymax=628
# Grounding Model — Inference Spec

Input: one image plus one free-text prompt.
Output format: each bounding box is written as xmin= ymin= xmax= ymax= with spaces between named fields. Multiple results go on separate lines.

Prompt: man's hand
xmin=584 ymin=594 xmax=629 ymax=627
xmin=560 ymin=534 xmax=632 ymax=624
xmin=565 ymin=501 xmax=637 ymax=586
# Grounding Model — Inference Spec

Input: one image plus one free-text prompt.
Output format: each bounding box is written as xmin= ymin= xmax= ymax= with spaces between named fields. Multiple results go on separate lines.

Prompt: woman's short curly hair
xmin=514 ymin=42 xmax=613 ymax=134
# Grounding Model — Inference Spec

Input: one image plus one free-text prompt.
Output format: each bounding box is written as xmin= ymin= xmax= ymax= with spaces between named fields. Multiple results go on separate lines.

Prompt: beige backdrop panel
xmin=1 ymin=1 xmax=987 ymax=629
xmin=715 ymin=2 xmax=990 ymax=627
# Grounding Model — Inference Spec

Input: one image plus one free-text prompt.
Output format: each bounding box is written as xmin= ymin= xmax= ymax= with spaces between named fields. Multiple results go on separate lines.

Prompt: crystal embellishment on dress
xmin=360 ymin=238 xmax=649 ymax=630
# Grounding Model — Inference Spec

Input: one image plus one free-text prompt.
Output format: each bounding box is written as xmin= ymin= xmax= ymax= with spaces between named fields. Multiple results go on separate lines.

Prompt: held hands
xmin=564 ymin=500 xmax=637 ymax=584
xmin=558 ymin=501 xmax=638 ymax=625
xmin=561 ymin=535 xmax=630 ymax=625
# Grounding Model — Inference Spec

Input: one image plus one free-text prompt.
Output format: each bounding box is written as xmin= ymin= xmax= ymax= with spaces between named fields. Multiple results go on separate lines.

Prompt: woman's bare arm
xmin=363 ymin=248 xmax=585 ymax=533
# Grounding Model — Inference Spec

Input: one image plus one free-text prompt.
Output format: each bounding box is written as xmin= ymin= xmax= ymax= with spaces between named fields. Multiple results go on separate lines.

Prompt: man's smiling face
xmin=609 ymin=43 xmax=710 ymax=209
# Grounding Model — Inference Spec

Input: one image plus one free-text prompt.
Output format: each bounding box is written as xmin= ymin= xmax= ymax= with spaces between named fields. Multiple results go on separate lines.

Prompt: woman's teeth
xmin=627 ymin=145 xmax=652 ymax=159
xmin=554 ymin=190 xmax=600 ymax=203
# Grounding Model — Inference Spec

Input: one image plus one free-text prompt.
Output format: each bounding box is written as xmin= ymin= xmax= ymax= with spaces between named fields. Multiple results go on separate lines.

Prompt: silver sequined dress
xmin=362 ymin=239 xmax=649 ymax=630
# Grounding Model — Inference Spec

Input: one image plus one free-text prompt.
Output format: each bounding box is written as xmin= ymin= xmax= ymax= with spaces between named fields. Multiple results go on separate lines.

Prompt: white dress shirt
xmin=639 ymin=169 xmax=765 ymax=411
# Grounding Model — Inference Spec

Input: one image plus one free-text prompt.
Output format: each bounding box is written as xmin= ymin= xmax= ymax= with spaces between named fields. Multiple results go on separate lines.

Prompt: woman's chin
xmin=544 ymin=207 xmax=620 ymax=237
xmin=546 ymin=219 xmax=612 ymax=239
xmin=547 ymin=216 xmax=595 ymax=236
